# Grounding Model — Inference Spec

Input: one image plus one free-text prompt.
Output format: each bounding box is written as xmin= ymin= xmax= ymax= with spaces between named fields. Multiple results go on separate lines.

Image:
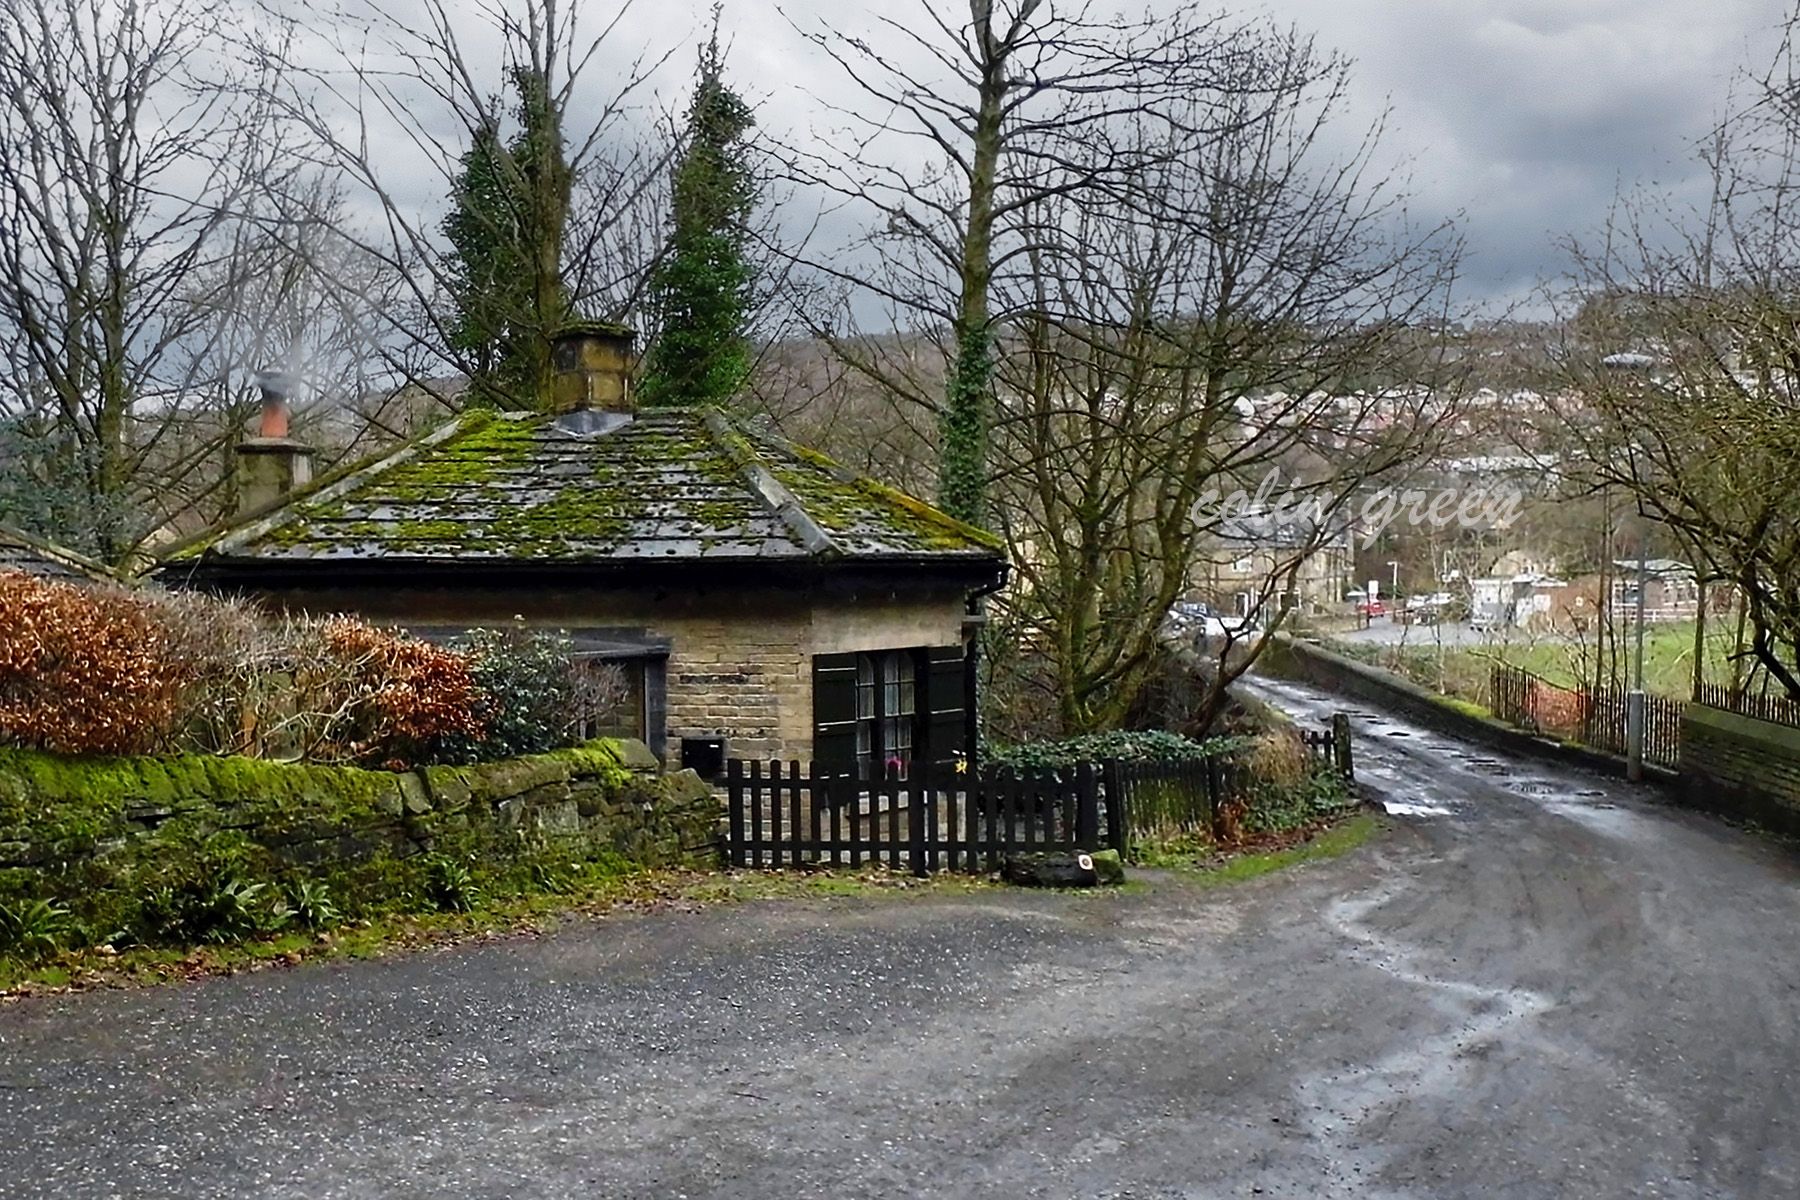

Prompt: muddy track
xmin=2 ymin=677 xmax=1797 ymax=1198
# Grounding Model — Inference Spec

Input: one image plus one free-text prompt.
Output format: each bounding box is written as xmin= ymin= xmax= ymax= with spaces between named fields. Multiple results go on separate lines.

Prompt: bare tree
xmin=983 ymin=28 xmax=1464 ymax=733
xmin=788 ymin=0 xmax=1253 ymax=525
xmin=151 ymin=185 xmax=410 ymax=532
xmin=1545 ymin=6 xmax=1800 ymax=700
xmin=263 ymin=0 xmax=674 ymax=406
xmin=0 ymin=0 xmax=291 ymax=561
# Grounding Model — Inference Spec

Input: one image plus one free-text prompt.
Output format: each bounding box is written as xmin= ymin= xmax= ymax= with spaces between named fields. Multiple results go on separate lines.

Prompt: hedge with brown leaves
xmin=0 ymin=573 xmax=486 ymax=766
xmin=0 ymin=571 xmax=185 ymax=755
xmin=317 ymin=617 xmax=485 ymax=767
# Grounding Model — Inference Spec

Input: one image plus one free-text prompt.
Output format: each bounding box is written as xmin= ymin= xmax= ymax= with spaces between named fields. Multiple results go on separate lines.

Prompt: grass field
xmin=1332 ymin=621 xmax=1749 ymax=701
xmin=1458 ymin=623 xmax=1732 ymax=694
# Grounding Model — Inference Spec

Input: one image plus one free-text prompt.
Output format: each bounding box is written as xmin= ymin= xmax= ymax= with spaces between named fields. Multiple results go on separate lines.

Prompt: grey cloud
xmin=1272 ymin=0 xmax=1793 ymax=304
xmin=269 ymin=0 xmax=1798 ymax=313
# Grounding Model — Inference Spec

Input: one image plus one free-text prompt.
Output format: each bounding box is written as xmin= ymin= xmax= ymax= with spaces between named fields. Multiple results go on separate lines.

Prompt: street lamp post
xmin=1627 ymin=538 xmax=1648 ymax=782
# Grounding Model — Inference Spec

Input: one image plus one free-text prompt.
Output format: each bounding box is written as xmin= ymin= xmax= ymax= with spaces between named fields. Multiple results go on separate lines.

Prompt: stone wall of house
xmin=0 ymin=740 xmax=722 ymax=935
xmin=658 ymin=606 xmax=811 ymax=762
xmin=249 ymin=582 xmax=970 ymax=765
xmin=1679 ymin=704 xmax=1800 ymax=835
xmin=635 ymin=590 xmax=967 ymax=762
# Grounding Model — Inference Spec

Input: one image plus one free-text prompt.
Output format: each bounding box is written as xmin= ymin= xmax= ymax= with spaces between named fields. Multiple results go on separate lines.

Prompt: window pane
xmin=856 ymin=654 xmax=875 ymax=720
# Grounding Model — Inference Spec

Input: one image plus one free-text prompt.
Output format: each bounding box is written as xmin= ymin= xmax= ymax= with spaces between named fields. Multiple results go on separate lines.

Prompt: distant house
xmin=1488 ymin=549 xmax=1559 ymax=580
xmin=158 ymin=326 xmax=1007 ymax=772
xmin=1608 ymin=559 xmax=1704 ymax=623
xmin=0 ymin=525 xmax=117 ymax=586
xmin=1190 ymin=508 xmax=1353 ymax=618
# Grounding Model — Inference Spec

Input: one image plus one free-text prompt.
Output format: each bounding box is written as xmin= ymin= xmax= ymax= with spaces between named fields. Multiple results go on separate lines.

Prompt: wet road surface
xmin=3 ymin=677 xmax=1799 ymax=1198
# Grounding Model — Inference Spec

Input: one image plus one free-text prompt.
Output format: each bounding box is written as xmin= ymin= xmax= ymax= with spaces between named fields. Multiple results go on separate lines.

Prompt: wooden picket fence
xmin=724 ymin=720 xmax=1354 ymax=876
xmin=725 ymin=760 xmax=1119 ymax=876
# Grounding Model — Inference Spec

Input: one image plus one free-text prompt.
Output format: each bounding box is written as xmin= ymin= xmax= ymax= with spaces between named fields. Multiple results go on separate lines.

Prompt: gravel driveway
xmin=3 ymin=678 xmax=1799 ymax=1198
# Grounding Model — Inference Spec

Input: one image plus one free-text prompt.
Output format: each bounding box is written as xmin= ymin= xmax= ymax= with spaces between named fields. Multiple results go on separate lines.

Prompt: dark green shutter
xmin=921 ymin=644 xmax=966 ymax=771
xmin=812 ymin=652 xmax=859 ymax=771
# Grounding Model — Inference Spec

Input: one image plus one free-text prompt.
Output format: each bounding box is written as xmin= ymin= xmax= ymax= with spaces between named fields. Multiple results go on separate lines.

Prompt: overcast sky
xmin=1253 ymin=0 xmax=1793 ymax=310
xmin=295 ymin=0 xmax=1798 ymax=317
xmin=715 ymin=0 xmax=1793 ymax=313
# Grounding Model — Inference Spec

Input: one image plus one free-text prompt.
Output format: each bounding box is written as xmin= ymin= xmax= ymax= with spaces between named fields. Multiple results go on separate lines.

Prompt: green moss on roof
xmin=772 ymin=442 xmax=1005 ymax=552
xmin=178 ymin=407 xmax=1002 ymax=566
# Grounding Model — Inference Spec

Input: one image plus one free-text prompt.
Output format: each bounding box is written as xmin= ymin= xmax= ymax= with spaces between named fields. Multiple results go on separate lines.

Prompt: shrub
xmin=314 ymin=618 xmax=485 ymax=767
xmin=1239 ymin=728 xmax=1354 ymax=836
xmin=446 ymin=626 xmax=632 ymax=761
xmin=284 ymin=879 xmax=341 ymax=931
xmin=988 ymin=729 xmax=1244 ymax=774
xmin=422 ymin=854 xmax=482 ymax=913
xmin=529 ymin=861 xmax=573 ymax=895
xmin=0 ymin=571 xmax=185 ymax=754
xmin=136 ymin=589 xmax=297 ymax=758
xmin=456 ymin=627 xmax=578 ymax=758
xmin=0 ymin=577 xmax=623 ymax=769
xmin=138 ymin=868 xmax=291 ymax=946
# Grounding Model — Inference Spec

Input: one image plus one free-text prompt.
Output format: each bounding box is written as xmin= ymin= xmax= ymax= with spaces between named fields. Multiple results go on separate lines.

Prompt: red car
xmin=1357 ymin=598 xmax=1388 ymax=618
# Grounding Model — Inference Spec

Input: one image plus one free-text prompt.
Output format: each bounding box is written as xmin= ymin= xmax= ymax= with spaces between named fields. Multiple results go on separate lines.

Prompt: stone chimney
xmin=550 ymin=323 xmax=636 ymax=415
xmin=236 ymin=369 xmax=314 ymax=516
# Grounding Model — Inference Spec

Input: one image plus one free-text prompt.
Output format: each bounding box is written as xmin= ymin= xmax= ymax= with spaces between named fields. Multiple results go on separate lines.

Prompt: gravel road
xmin=3 ymin=677 xmax=1798 ymax=1199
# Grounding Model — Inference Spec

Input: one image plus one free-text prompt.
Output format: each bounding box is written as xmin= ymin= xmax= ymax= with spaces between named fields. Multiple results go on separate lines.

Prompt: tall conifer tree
xmin=640 ymin=15 xmax=758 ymax=408
xmin=442 ymin=67 xmax=572 ymax=405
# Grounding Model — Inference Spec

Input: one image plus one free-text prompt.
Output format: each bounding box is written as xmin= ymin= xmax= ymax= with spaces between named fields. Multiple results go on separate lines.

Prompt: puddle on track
xmin=1382 ymin=800 xmax=1456 ymax=817
xmin=1243 ymin=675 xmax=1647 ymax=836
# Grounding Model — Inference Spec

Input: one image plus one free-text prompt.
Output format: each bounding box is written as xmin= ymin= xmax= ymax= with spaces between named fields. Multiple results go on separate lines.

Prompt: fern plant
xmin=423 ymin=855 xmax=483 ymax=913
xmin=0 ymin=897 xmax=72 ymax=961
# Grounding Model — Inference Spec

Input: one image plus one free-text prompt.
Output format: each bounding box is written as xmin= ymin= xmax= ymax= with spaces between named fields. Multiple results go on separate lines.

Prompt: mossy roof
xmin=0 ymin=525 xmax=118 ymax=583
xmin=174 ymin=408 xmax=1002 ymax=566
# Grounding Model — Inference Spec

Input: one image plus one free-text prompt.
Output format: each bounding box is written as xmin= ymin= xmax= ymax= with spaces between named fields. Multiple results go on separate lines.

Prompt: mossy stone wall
xmin=1680 ymin=705 xmax=1800 ymax=835
xmin=0 ymin=740 xmax=721 ymax=938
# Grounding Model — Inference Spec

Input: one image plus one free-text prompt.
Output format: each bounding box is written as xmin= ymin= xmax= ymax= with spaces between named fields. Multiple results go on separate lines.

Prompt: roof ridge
xmin=0 ymin=523 xmax=120 ymax=582
xmin=701 ymin=409 xmax=841 ymax=559
xmin=744 ymin=422 xmax=1004 ymax=553
xmin=185 ymin=411 xmax=497 ymax=559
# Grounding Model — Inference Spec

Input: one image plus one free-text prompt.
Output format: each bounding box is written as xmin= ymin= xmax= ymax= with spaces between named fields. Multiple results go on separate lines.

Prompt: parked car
xmin=1356 ymin=598 xmax=1387 ymax=619
xmin=1402 ymin=594 xmax=1442 ymax=624
xmin=1164 ymin=601 xmax=1263 ymax=650
xmin=1402 ymin=591 xmax=1461 ymax=625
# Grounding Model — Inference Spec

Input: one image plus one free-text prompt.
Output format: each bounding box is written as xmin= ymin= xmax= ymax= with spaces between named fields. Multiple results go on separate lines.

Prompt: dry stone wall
xmin=0 ymin=740 xmax=722 ymax=937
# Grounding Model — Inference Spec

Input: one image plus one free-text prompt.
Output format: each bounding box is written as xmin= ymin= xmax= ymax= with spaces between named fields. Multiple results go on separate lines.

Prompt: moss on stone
xmin=0 ymin=739 xmax=718 ymax=954
xmin=772 ymin=442 xmax=1002 ymax=552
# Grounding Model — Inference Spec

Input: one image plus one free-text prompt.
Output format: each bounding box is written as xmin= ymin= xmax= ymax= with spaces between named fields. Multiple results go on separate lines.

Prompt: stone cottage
xmin=157 ymin=326 xmax=1007 ymax=775
xmin=1189 ymin=508 xmax=1353 ymax=618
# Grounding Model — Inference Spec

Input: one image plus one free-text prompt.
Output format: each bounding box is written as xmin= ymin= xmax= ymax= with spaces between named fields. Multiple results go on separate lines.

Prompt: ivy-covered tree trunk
xmin=936 ymin=18 xmax=1008 ymax=528
xmin=442 ymin=66 xmax=571 ymax=408
xmin=939 ymin=327 xmax=994 ymax=525
xmin=516 ymin=66 xmax=572 ymax=404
